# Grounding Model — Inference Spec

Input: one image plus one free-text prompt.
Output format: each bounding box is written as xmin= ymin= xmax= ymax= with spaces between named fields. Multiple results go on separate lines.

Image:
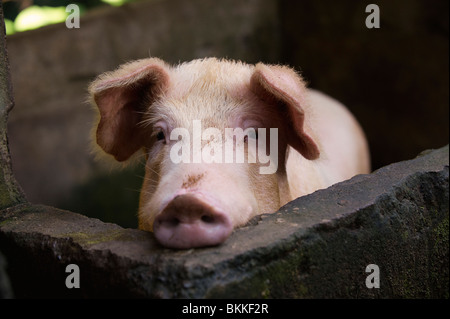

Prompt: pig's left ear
xmin=250 ymin=63 xmax=320 ymax=160
xmin=89 ymin=58 xmax=170 ymax=161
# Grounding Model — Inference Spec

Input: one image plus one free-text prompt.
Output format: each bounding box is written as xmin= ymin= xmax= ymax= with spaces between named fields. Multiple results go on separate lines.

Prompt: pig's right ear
xmin=250 ymin=63 xmax=320 ymax=160
xmin=89 ymin=58 xmax=170 ymax=161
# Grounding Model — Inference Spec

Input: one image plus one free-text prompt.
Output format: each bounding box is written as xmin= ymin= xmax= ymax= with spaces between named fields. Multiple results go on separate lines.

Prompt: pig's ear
xmin=89 ymin=58 xmax=170 ymax=161
xmin=250 ymin=63 xmax=320 ymax=160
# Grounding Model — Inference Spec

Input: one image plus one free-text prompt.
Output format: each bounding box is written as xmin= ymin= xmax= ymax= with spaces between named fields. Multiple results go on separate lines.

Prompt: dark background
xmin=280 ymin=0 xmax=448 ymax=170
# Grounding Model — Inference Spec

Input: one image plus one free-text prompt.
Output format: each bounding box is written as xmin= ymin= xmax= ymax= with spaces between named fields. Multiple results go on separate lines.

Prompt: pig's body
xmin=286 ymin=89 xmax=370 ymax=197
xmin=90 ymin=58 xmax=370 ymax=249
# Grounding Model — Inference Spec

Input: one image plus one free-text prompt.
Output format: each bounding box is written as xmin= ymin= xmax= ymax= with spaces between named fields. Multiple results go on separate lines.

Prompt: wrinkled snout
xmin=153 ymin=194 xmax=233 ymax=249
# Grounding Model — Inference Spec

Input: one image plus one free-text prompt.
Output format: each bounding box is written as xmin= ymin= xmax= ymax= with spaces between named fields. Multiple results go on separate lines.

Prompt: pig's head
xmin=89 ymin=58 xmax=319 ymax=249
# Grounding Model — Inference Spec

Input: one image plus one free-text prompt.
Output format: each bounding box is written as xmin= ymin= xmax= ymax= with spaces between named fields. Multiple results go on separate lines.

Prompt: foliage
xmin=2 ymin=0 xmax=134 ymax=34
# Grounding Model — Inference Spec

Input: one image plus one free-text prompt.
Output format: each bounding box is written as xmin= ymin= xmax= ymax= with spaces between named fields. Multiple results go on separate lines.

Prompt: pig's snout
xmin=153 ymin=194 xmax=233 ymax=249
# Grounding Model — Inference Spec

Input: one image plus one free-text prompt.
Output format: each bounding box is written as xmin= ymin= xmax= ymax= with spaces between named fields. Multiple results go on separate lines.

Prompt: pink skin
xmin=139 ymin=110 xmax=273 ymax=249
xmin=140 ymin=158 xmax=261 ymax=249
xmin=89 ymin=58 xmax=371 ymax=249
xmin=153 ymin=193 xmax=233 ymax=249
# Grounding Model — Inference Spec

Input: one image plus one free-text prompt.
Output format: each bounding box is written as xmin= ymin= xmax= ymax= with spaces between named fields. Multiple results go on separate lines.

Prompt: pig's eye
xmin=153 ymin=121 xmax=168 ymax=145
xmin=245 ymin=129 xmax=258 ymax=141
xmin=156 ymin=131 xmax=166 ymax=143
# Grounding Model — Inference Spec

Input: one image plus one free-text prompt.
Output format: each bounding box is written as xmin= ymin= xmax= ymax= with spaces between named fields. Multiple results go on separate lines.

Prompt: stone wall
xmin=0 ymin=146 xmax=448 ymax=298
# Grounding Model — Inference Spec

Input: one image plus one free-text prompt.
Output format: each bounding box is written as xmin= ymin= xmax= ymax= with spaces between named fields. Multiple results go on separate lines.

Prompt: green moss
xmin=398 ymin=269 xmax=427 ymax=298
xmin=206 ymin=245 xmax=314 ymax=299
xmin=59 ymin=229 xmax=129 ymax=247
xmin=401 ymin=230 xmax=409 ymax=241
xmin=0 ymin=173 xmax=14 ymax=210
xmin=433 ymin=216 xmax=449 ymax=253
xmin=430 ymin=216 xmax=449 ymax=298
xmin=0 ymin=218 xmax=13 ymax=227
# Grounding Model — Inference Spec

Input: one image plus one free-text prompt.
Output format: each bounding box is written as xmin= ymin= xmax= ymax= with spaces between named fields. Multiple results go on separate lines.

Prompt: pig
xmin=89 ymin=57 xmax=370 ymax=249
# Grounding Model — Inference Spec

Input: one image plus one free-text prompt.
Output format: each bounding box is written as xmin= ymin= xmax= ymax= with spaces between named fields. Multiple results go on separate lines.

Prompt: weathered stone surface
xmin=0 ymin=251 xmax=13 ymax=298
xmin=0 ymin=145 xmax=447 ymax=298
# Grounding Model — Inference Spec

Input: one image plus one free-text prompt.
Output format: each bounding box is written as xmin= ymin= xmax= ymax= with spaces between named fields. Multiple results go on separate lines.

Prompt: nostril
xmin=154 ymin=194 xmax=234 ymax=249
xmin=201 ymin=215 xmax=215 ymax=224
xmin=167 ymin=217 xmax=180 ymax=227
xmin=157 ymin=215 xmax=180 ymax=228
